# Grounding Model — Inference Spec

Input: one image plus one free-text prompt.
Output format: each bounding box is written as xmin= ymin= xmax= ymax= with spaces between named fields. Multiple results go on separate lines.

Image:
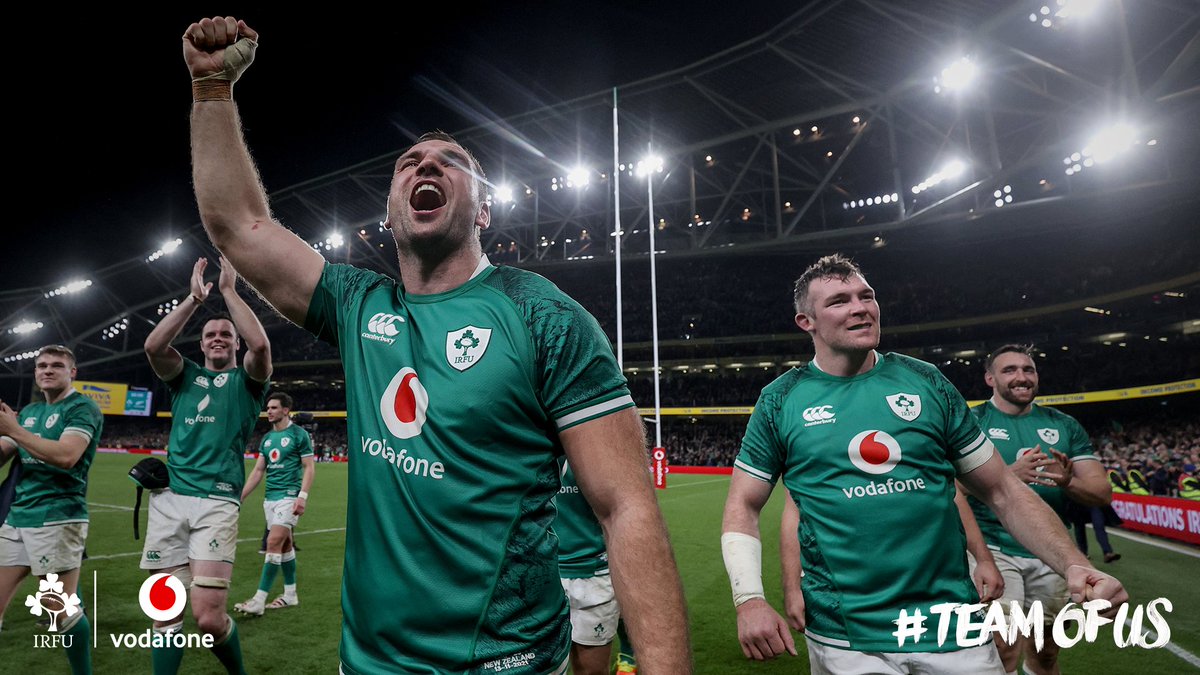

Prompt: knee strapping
xmin=169 ymin=567 xmax=193 ymax=588
xmin=280 ymin=550 xmax=295 ymax=563
xmin=59 ymin=607 xmax=85 ymax=632
xmin=153 ymin=621 xmax=184 ymax=635
xmin=264 ymin=552 xmax=283 ymax=565
xmin=193 ymin=575 xmax=230 ymax=589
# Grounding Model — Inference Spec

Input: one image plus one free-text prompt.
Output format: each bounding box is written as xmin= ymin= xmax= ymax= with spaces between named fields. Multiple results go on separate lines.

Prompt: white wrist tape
xmin=194 ymin=38 xmax=258 ymax=83
xmin=297 ymin=491 xmax=308 ymax=500
xmin=721 ymin=532 xmax=765 ymax=607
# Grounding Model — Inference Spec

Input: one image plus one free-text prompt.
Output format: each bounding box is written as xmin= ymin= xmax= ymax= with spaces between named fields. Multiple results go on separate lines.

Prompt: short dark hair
xmin=203 ymin=313 xmax=238 ymax=337
xmin=411 ymin=131 xmax=489 ymax=205
xmin=793 ymin=254 xmax=865 ymax=314
xmin=36 ymin=344 xmax=76 ymax=367
xmin=268 ymin=392 xmax=294 ymax=409
xmin=985 ymin=344 xmax=1036 ymax=371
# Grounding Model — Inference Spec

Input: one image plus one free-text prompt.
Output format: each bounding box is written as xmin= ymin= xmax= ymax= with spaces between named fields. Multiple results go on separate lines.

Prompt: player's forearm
xmin=300 ymin=464 xmax=314 ymax=494
xmin=987 ymin=472 xmax=1090 ymax=575
xmin=604 ymin=502 xmax=693 ymax=674
xmin=5 ymin=430 xmax=83 ymax=469
xmin=955 ymin=486 xmax=996 ymax=565
xmin=144 ymin=296 xmax=200 ymax=355
xmin=1064 ymin=471 xmax=1112 ymax=507
xmin=221 ymin=283 xmax=271 ymax=355
xmin=779 ymin=500 xmax=802 ymax=595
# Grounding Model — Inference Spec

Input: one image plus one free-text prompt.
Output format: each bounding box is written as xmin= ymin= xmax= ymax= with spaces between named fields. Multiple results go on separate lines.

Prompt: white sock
xmin=284 ymin=584 xmax=297 ymax=599
xmin=253 ymin=590 xmax=268 ymax=603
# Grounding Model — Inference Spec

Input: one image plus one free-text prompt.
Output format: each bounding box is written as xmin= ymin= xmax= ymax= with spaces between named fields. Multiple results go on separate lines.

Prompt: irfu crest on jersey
xmin=1038 ymin=428 xmax=1060 ymax=446
xmin=885 ymin=393 xmax=922 ymax=421
xmin=446 ymin=326 xmax=492 ymax=372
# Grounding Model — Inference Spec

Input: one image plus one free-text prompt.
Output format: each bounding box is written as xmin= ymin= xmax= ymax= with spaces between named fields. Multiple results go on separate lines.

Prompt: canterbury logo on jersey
xmin=802 ymin=405 xmax=835 ymax=426
xmin=362 ymin=312 xmax=405 ymax=345
xmin=988 ymin=428 xmax=1010 ymax=440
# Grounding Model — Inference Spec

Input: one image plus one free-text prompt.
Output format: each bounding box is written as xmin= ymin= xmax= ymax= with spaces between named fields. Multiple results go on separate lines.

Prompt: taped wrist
xmin=721 ymin=532 xmax=766 ymax=607
xmin=192 ymin=37 xmax=257 ymax=101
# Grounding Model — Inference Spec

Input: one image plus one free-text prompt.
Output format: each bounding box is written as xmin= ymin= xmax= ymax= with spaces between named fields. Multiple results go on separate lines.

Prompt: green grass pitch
xmin=0 ymin=459 xmax=1196 ymax=673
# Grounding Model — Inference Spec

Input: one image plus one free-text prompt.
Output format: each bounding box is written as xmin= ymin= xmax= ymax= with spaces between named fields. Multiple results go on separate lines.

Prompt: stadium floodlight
xmin=101 ymin=317 xmax=130 ymax=341
xmin=911 ymin=159 xmax=968 ymax=194
xmin=635 ymin=156 xmax=664 ymax=177
xmin=1031 ymin=0 xmax=1102 ymax=29
xmin=146 ymin=237 xmax=184 ymax=263
xmin=44 ymin=279 xmax=94 ymax=298
xmin=9 ymin=321 xmax=44 ymax=335
xmin=3 ymin=350 xmax=40 ymax=363
xmin=934 ymin=57 xmax=977 ymax=94
xmin=1083 ymin=123 xmax=1137 ymax=163
xmin=157 ymin=299 xmax=180 ymax=316
xmin=494 ymin=184 xmax=514 ymax=204
xmin=565 ymin=167 xmax=591 ymax=188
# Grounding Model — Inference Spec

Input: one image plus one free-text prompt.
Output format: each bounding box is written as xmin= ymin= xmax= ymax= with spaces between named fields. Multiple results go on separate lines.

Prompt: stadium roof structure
xmin=2 ymin=0 xmax=1197 ymax=384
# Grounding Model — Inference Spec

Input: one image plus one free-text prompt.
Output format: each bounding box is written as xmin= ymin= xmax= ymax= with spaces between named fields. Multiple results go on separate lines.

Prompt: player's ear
xmin=795 ymin=312 xmax=813 ymax=333
xmin=984 ymin=370 xmax=995 ymax=388
xmin=475 ymin=201 xmax=491 ymax=232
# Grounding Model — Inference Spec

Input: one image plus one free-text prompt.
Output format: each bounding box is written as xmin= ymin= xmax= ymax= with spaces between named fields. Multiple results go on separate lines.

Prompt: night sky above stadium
xmin=14 ymin=4 xmax=794 ymax=289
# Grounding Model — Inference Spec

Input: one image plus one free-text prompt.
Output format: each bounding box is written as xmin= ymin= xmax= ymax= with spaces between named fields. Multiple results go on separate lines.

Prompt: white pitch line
xmin=663 ymin=477 xmax=730 ymax=490
xmin=1125 ymin=619 xmax=1200 ymax=669
xmin=85 ymin=527 xmax=346 ymax=561
xmin=89 ymin=502 xmax=135 ymax=511
xmin=1099 ymin=526 xmax=1200 ymax=559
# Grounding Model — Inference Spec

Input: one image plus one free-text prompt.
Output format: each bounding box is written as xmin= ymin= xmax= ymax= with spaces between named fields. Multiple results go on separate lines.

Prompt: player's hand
xmin=0 ymin=402 xmax=19 ymax=435
xmin=1048 ymin=448 xmax=1075 ymax=488
xmin=735 ymin=598 xmax=797 ymax=660
xmin=782 ymin=585 xmax=806 ymax=632
xmin=218 ymin=256 xmax=237 ymax=294
xmin=973 ymin=557 xmax=1006 ymax=603
xmin=293 ymin=497 xmax=306 ymax=516
xmin=1011 ymin=445 xmax=1061 ymax=486
xmin=1066 ymin=565 xmax=1128 ymax=618
xmin=190 ymin=258 xmax=213 ymax=303
xmin=182 ymin=17 xmax=259 ymax=81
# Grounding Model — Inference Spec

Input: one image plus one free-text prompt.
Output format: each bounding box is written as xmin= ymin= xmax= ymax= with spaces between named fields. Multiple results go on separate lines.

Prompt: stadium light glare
xmin=3 ymin=350 xmax=39 ymax=363
xmin=635 ymin=156 xmax=664 ymax=177
xmin=44 ymin=279 xmax=94 ymax=298
xmin=911 ymin=159 xmax=968 ymax=194
xmin=1083 ymin=123 xmax=1137 ymax=164
xmin=565 ymin=167 xmax=591 ymax=188
xmin=934 ymin=57 xmax=977 ymax=94
xmin=146 ymin=238 xmax=184 ymax=263
xmin=10 ymin=321 xmax=45 ymax=335
xmin=494 ymin=184 xmax=514 ymax=204
xmin=101 ymin=317 xmax=130 ymax=341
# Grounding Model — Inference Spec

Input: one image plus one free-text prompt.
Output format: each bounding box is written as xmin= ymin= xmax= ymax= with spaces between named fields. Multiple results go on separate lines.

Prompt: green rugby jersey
xmin=164 ymin=358 xmax=268 ymax=503
xmin=968 ymin=401 xmax=1097 ymax=558
xmin=3 ymin=391 xmax=103 ymax=527
xmin=735 ymin=352 xmax=994 ymax=653
xmin=554 ymin=459 xmax=608 ymax=579
xmin=260 ymin=422 xmax=313 ymax=500
xmin=304 ymin=258 xmax=633 ymax=674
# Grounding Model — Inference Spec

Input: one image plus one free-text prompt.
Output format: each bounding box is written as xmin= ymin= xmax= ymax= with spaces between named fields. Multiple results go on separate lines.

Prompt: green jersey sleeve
xmin=304 ymin=262 xmax=393 ymax=347
xmin=930 ymin=367 xmax=993 ymax=474
xmin=733 ymin=373 xmax=796 ymax=484
xmin=62 ymin=394 xmax=104 ymax=447
xmin=298 ymin=427 xmax=314 ymax=458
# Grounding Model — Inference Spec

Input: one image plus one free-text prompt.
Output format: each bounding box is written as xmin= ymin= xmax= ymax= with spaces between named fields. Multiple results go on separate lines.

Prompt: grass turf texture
xmin=0 ymin=459 xmax=1196 ymax=673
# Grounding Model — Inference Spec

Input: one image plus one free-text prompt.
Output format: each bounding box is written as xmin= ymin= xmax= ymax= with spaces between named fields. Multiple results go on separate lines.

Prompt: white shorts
xmin=0 ymin=521 xmax=88 ymax=575
xmin=140 ymin=489 xmax=239 ymax=569
xmin=560 ymin=574 xmax=620 ymax=646
xmin=806 ymin=638 xmax=1003 ymax=674
xmin=263 ymin=498 xmax=299 ymax=529
xmin=973 ymin=550 xmax=1068 ymax=618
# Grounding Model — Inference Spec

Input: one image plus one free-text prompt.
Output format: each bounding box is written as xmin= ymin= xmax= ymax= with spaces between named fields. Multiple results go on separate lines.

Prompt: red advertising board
xmin=1110 ymin=493 xmax=1200 ymax=546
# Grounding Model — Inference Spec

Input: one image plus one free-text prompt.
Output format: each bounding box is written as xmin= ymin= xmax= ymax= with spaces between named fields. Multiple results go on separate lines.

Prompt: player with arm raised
xmin=182 ymin=16 xmax=689 ymax=674
xmin=141 ymin=256 xmax=271 ymax=675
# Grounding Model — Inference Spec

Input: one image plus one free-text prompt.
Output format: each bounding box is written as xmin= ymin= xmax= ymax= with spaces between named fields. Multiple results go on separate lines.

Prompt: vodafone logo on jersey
xmin=847 ymin=430 xmax=902 ymax=475
xmin=139 ymin=573 xmax=187 ymax=622
xmin=268 ymin=448 xmax=281 ymax=463
xmin=380 ymin=367 xmax=429 ymax=439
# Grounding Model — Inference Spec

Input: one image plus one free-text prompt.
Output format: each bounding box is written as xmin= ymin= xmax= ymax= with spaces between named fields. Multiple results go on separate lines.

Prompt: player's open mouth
xmin=410 ymin=182 xmax=446 ymax=213
xmin=848 ymin=322 xmax=872 ymax=331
